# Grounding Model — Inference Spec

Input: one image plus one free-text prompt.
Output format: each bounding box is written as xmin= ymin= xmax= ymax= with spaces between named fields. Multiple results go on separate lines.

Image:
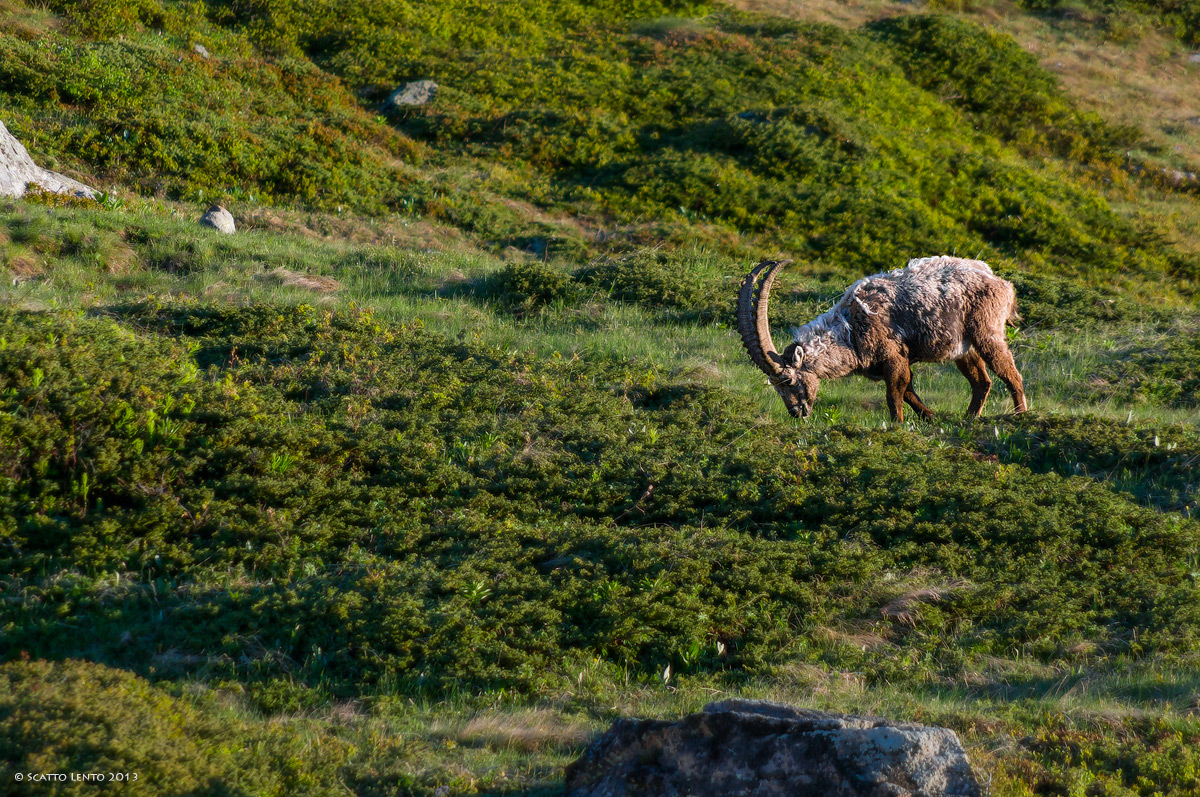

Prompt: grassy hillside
xmin=3 ymin=0 xmax=1200 ymax=794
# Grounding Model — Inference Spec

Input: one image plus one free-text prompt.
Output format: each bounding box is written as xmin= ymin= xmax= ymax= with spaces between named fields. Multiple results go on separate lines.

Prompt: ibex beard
xmin=737 ymin=256 xmax=1027 ymax=423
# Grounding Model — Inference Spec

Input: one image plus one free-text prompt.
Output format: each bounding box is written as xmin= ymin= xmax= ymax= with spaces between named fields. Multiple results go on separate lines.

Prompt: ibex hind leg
xmin=954 ymin=350 xmax=992 ymax=417
xmin=972 ymin=337 xmax=1027 ymax=414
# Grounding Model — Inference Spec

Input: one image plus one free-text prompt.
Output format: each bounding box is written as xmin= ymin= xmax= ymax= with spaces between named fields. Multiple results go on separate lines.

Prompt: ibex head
xmin=737 ymin=260 xmax=819 ymax=418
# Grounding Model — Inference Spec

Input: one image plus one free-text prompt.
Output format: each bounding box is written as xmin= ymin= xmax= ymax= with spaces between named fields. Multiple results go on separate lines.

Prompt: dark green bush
xmin=47 ymin=0 xmax=170 ymax=38
xmin=870 ymin=15 xmax=1058 ymax=124
xmin=973 ymin=413 xmax=1200 ymax=512
xmin=0 ymin=33 xmax=421 ymax=210
xmin=576 ymin=250 xmax=721 ymax=318
xmin=489 ymin=260 xmax=578 ymax=311
xmin=1015 ymin=0 xmax=1200 ymax=45
xmin=1091 ymin=325 xmax=1200 ymax=407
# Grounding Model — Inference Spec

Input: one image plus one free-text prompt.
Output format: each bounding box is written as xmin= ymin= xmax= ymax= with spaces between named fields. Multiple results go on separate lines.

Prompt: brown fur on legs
xmin=883 ymin=364 xmax=933 ymax=424
xmin=902 ymin=367 xmax=934 ymax=421
xmin=954 ymin=349 xmax=992 ymax=417
xmin=972 ymin=337 xmax=1027 ymax=414
xmin=885 ymin=366 xmax=907 ymax=423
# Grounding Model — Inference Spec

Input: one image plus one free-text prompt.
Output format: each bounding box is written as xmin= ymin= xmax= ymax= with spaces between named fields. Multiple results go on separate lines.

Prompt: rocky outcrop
xmin=565 ymin=699 xmax=981 ymax=797
xmin=0 ymin=120 xmax=96 ymax=200
xmin=386 ymin=80 xmax=438 ymax=109
xmin=199 ymin=204 xmax=236 ymax=234
xmin=1123 ymin=154 xmax=1199 ymax=189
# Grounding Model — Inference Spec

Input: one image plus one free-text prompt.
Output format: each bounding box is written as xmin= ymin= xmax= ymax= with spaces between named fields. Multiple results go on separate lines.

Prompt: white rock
xmin=386 ymin=80 xmax=439 ymax=108
xmin=0 ymin=120 xmax=97 ymax=200
xmin=199 ymin=204 xmax=236 ymax=234
xmin=193 ymin=43 xmax=210 ymax=58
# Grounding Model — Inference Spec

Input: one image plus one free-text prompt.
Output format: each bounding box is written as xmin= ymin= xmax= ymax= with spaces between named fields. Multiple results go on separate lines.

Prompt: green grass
xmin=6 ymin=656 xmax=1200 ymax=795
xmin=3 ymin=0 xmax=1200 ymax=793
xmin=5 ymin=0 xmax=1200 ymax=294
xmin=3 ymin=237 xmax=1200 ymax=791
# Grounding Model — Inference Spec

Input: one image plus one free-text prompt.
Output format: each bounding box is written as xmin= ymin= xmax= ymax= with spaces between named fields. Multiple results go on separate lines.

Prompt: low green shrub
xmin=972 ymin=413 xmax=1200 ymax=513
xmin=485 ymin=260 xmax=578 ymax=312
xmin=575 ymin=249 xmax=724 ymax=320
xmin=1015 ymin=0 xmax=1200 ymax=46
xmin=869 ymin=15 xmax=1058 ymax=124
xmin=1004 ymin=270 xmax=1148 ymax=329
xmin=869 ymin=14 xmax=1139 ymax=159
xmin=0 ymin=32 xmax=421 ymax=211
xmin=3 ymin=304 xmax=1199 ymax=700
xmin=8 ymin=0 xmax=1196 ymax=306
xmin=1089 ymin=322 xmax=1200 ymax=407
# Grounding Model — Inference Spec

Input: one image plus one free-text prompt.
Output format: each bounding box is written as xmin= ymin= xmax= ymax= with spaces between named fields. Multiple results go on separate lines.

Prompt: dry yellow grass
xmin=815 ymin=626 xmax=890 ymax=651
xmin=236 ymin=204 xmax=475 ymax=252
xmin=729 ymin=0 xmax=910 ymax=27
xmin=1003 ymin=16 xmax=1200 ymax=163
xmin=0 ymin=0 xmax=61 ymax=38
xmin=104 ymin=241 xmax=140 ymax=275
xmin=1112 ymin=190 xmax=1200 ymax=255
xmin=4 ymin=249 xmax=41 ymax=280
xmin=453 ymin=709 xmax=592 ymax=752
xmin=263 ymin=266 xmax=342 ymax=294
xmin=879 ymin=579 xmax=972 ymax=626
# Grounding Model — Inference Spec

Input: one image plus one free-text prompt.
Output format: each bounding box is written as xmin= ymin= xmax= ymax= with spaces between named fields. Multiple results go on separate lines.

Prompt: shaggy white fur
xmin=788 ymin=255 xmax=1017 ymax=379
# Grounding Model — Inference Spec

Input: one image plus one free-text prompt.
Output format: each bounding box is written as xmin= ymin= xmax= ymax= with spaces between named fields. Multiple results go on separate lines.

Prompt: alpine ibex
xmin=737 ymin=256 xmax=1027 ymax=422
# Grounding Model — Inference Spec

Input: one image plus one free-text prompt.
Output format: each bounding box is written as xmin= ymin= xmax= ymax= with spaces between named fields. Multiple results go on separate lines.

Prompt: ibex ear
xmin=791 ymin=347 xmax=804 ymax=369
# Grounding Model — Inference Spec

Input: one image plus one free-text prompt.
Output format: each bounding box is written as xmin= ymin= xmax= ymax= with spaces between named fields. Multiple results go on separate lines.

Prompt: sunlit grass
xmin=3 ymin=200 xmax=1200 ymax=795
xmin=5 ymin=201 xmax=1198 ymax=434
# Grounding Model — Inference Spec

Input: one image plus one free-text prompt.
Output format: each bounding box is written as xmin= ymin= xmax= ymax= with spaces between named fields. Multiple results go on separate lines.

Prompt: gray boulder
xmin=565 ymin=699 xmax=981 ymax=797
xmin=192 ymin=43 xmax=210 ymax=58
xmin=386 ymin=80 xmax=438 ymax=109
xmin=0 ymin=120 xmax=97 ymax=200
xmin=199 ymin=204 xmax=236 ymax=234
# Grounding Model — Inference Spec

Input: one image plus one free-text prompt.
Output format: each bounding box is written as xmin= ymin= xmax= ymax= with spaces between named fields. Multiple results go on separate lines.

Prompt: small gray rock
xmin=1169 ymin=169 xmax=1197 ymax=185
xmin=386 ymin=80 xmax=438 ymax=109
xmin=0 ymin=120 xmax=97 ymax=200
xmin=1189 ymin=52 xmax=1200 ymax=63
xmin=193 ymin=43 xmax=210 ymax=58
xmin=199 ymin=204 xmax=235 ymax=234
xmin=565 ymin=699 xmax=981 ymax=797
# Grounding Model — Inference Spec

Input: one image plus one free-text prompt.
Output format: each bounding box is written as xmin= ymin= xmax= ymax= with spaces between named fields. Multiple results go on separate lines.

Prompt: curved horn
xmin=737 ymin=259 xmax=793 ymax=379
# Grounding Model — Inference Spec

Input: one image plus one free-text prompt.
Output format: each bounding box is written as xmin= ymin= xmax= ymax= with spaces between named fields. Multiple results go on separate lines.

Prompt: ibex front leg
xmin=884 ymin=363 xmax=908 ymax=423
xmin=902 ymin=366 xmax=935 ymax=421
